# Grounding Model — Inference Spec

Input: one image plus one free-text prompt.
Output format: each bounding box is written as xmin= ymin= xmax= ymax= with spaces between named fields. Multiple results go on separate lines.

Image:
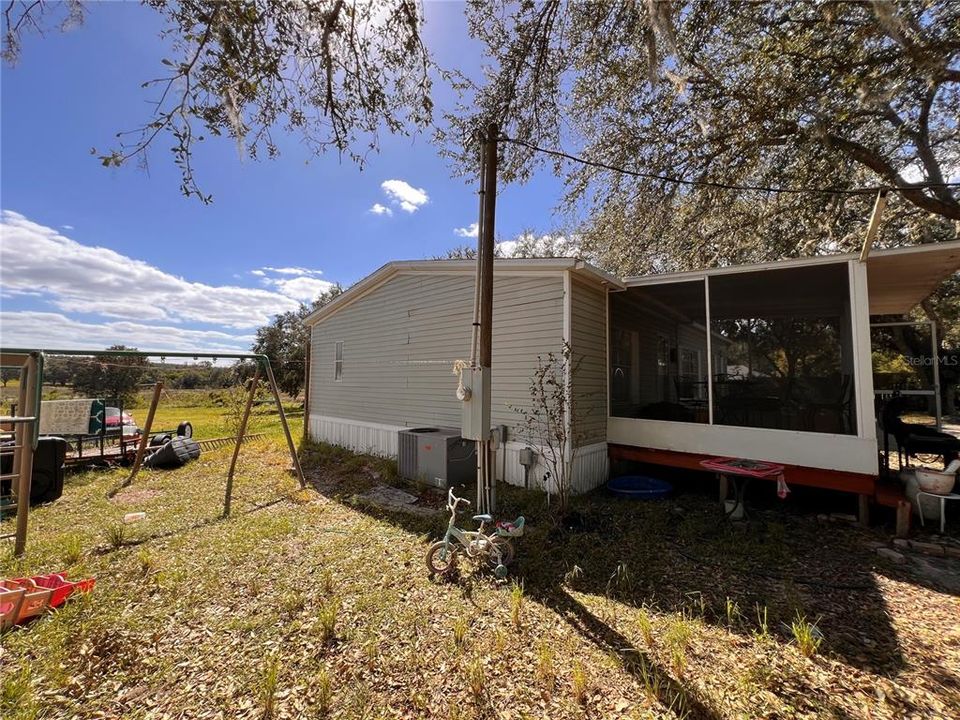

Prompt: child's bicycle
xmin=426 ymin=488 xmax=524 ymax=579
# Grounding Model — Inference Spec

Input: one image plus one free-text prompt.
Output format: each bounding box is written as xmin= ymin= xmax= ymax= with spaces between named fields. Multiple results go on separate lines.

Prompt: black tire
xmin=426 ymin=541 xmax=458 ymax=575
xmin=150 ymin=433 xmax=172 ymax=447
xmin=176 ymin=421 xmax=193 ymax=438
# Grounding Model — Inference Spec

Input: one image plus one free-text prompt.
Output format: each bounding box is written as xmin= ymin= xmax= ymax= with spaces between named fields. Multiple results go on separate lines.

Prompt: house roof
xmin=304 ymin=243 xmax=959 ymax=327
xmin=302 ymin=257 xmax=624 ymax=327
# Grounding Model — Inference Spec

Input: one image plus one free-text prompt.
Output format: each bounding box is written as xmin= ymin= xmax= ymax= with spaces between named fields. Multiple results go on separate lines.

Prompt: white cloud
xmin=380 ymin=179 xmax=428 ymax=213
xmin=369 ymin=203 xmax=393 ymax=216
xmin=262 ymin=276 xmax=335 ymax=303
xmin=454 ymin=222 xmax=479 ymax=239
xmin=0 ymin=210 xmax=314 ymax=329
xmin=250 ymin=269 xmax=266 ymax=277
xmin=261 ymin=266 xmax=323 ymax=277
xmin=61 ymin=224 xmax=74 ymax=231
xmin=0 ymin=311 xmax=252 ymax=354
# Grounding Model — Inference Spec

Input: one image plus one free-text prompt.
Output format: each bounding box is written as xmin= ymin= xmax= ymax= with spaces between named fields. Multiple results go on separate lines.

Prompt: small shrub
xmin=670 ymin=645 xmax=687 ymax=677
xmin=280 ymin=590 xmax=305 ymax=616
xmin=452 ymin=617 xmax=469 ymax=648
xmin=606 ymin=561 xmax=633 ymax=598
xmin=755 ymin=603 xmax=770 ymax=640
xmin=725 ymin=597 xmax=742 ymax=628
xmin=638 ymin=655 xmax=665 ymax=703
xmin=637 ymin=606 xmax=655 ymax=647
xmin=563 ymin=564 xmax=583 ymax=586
xmin=314 ymin=667 xmax=333 ymax=716
xmin=791 ymin=612 xmax=823 ymax=657
xmin=466 ymin=658 xmax=486 ymax=704
xmin=664 ymin=616 xmax=692 ymax=677
xmin=258 ymin=654 xmax=281 ymax=719
xmin=321 ymin=569 xmax=334 ymax=596
xmin=509 ymin=580 xmax=524 ymax=630
xmin=570 ymin=660 xmax=589 ymax=705
xmin=103 ymin=523 xmax=126 ymax=549
xmin=685 ymin=591 xmax=706 ymax=618
xmin=536 ymin=641 xmax=555 ymax=688
xmin=137 ymin=548 xmax=155 ymax=576
xmin=62 ymin=534 xmax=84 ymax=565
xmin=316 ymin=599 xmax=340 ymax=645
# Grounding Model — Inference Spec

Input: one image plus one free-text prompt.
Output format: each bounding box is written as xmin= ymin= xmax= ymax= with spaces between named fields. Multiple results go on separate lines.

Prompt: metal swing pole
xmin=109 ymin=381 xmax=163 ymax=498
xmin=224 ymin=366 xmax=260 ymax=517
xmin=263 ymin=359 xmax=307 ymax=489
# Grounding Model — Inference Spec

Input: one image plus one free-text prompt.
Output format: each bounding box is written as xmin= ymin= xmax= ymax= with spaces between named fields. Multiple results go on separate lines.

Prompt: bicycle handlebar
xmin=447 ymin=487 xmax=470 ymax=512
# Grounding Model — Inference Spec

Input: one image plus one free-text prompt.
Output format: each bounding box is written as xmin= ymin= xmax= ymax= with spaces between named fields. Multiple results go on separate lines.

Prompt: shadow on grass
xmin=547 ymin=586 xmax=719 ymax=719
xmin=298 ymin=442 xmax=910 ymax=682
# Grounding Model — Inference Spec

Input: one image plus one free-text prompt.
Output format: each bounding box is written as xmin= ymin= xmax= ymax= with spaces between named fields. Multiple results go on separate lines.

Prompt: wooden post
xmin=263 ymin=359 xmax=306 ymax=489
xmin=110 ymin=382 xmax=163 ymax=497
xmin=476 ymin=122 xmax=499 ymax=513
xmin=224 ymin=367 xmax=260 ymax=517
xmin=479 ymin=122 xmax=498 ymax=371
xmin=895 ymin=500 xmax=911 ymax=538
xmin=13 ymin=355 xmax=37 ymax=557
xmin=859 ymin=189 xmax=889 ymax=262
xmin=858 ymin=494 xmax=871 ymax=527
xmin=718 ymin=474 xmax=729 ymax=503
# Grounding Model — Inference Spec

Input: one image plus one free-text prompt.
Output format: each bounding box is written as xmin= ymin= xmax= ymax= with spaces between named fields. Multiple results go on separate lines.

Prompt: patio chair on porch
xmin=880 ymin=395 xmax=960 ymax=471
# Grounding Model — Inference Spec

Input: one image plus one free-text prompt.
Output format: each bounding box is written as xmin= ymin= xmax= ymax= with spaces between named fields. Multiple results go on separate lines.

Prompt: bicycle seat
xmin=472 ymin=513 xmax=493 ymax=523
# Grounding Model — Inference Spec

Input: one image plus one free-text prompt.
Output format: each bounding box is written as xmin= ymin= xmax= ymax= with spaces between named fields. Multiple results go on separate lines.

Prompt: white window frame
xmin=334 ymin=341 xmax=343 ymax=381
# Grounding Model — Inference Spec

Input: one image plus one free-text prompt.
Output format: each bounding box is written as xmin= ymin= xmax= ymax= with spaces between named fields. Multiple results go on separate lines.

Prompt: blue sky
xmin=0 ymin=2 xmax=565 ymax=354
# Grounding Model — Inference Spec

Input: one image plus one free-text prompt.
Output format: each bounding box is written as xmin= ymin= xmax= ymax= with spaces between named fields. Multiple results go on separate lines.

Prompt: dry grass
xmin=2 ymin=419 xmax=960 ymax=719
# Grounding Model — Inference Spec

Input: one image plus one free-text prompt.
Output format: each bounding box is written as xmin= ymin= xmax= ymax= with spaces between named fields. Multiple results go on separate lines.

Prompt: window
xmin=609 ymin=262 xmax=858 ymax=434
xmin=334 ymin=341 xmax=343 ymax=381
xmin=609 ymin=280 xmax=708 ymax=423
xmin=680 ymin=348 xmax=704 ymax=401
xmin=709 ymin=263 xmax=856 ymax=434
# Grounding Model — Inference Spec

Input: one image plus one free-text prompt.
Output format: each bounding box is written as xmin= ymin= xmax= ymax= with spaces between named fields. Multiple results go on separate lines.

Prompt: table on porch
xmin=699 ymin=456 xmax=787 ymax=519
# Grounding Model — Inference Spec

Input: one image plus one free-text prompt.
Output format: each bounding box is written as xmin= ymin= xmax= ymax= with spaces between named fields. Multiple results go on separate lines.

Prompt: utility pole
xmin=478 ymin=122 xmax=499 ymax=512
xmin=461 ymin=123 xmax=499 ymax=513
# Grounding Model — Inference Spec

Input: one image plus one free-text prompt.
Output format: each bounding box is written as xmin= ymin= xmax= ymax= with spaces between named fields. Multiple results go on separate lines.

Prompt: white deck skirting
xmin=309 ymin=414 xmax=608 ymax=493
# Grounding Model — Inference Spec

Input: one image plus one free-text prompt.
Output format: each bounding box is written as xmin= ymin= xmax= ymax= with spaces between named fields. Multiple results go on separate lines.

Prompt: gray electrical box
xmin=397 ymin=427 xmax=475 ymax=489
xmin=460 ymin=366 xmax=491 ymax=441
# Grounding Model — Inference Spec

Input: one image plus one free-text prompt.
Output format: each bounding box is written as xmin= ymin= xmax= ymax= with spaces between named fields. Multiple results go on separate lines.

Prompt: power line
xmin=500 ymin=135 xmax=960 ymax=197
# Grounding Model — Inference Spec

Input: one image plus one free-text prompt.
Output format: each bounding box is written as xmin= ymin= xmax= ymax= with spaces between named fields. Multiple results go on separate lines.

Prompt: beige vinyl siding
xmin=570 ymin=277 xmax=608 ymax=446
xmin=310 ymin=271 xmax=564 ymax=439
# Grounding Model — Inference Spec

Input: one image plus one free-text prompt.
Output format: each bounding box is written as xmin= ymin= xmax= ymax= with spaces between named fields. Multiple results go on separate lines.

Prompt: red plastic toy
xmin=0 ymin=572 xmax=95 ymax=628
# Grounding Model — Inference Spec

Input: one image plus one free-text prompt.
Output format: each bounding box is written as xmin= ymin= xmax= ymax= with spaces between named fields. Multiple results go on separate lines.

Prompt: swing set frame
xmin=1 ymin=347 xmax=306 ymax=557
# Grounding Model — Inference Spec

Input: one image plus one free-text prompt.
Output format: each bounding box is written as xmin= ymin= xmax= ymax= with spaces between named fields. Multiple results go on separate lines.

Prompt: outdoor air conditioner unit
xmin=397 ymin=427 xmax=475 ymax=489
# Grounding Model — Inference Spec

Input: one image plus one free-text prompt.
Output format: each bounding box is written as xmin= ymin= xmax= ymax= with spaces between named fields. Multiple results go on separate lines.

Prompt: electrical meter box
xmin=460 ymin=366 xmax=490 ymax=441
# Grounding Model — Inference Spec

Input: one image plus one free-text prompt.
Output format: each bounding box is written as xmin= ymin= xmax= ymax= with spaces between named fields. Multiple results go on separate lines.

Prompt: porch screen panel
xmin=709 ymin=263 xmax=857 ymax=435
xmin=610 ymin=280 xmax=709 ymax=423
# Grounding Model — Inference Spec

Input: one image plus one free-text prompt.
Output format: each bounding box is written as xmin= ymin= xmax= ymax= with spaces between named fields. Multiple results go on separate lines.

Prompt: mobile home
xmin=304 ymin=242 xmax=960 ymax=506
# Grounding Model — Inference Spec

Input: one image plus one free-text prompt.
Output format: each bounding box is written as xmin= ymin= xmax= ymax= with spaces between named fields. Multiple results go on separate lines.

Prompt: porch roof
xmin=865 ymin=242 xmax=960 ymax=315
xmin=621 ymin=241 xmax=960 ymax=316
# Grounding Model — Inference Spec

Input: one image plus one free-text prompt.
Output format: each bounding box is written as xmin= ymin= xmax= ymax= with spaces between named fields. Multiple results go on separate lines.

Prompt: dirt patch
xmin=109 ymin=488 xmax=161 ymax=504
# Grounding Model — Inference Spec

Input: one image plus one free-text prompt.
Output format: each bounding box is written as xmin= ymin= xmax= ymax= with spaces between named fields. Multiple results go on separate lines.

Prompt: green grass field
xmin=2 ymin=409 xmax=959 ymax=719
